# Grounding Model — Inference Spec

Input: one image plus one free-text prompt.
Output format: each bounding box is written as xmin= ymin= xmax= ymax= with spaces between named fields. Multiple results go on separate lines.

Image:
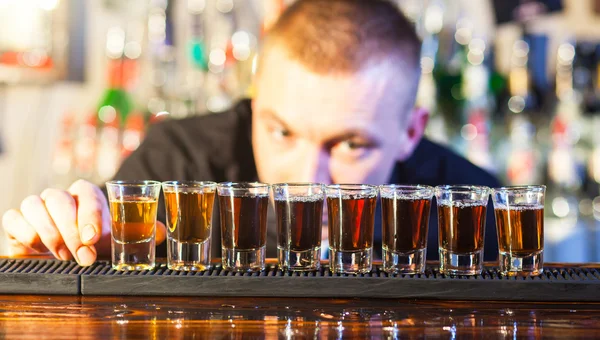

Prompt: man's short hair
xmin=264 ymin=0 xmax=422 ymax=75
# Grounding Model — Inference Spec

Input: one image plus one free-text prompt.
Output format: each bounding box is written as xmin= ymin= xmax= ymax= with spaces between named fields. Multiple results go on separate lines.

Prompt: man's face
xmin=252 ymin=48 xmax=424 ymax=185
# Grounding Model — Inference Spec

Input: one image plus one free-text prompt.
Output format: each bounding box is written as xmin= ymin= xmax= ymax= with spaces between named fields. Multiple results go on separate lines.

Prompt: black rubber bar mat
xmin=81 ymin=262 xmax=600 ymax=301
xmin=0 ymin=259 xmax=87 ymax=295
xmin=1 ymin=259 xmax=599 ymax=301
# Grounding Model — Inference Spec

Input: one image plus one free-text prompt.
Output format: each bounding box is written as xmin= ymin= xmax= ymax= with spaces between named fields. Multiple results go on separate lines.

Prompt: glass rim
xmin=379 ymin=184 xmax=434 ymax=191
xmin=380 ymin=184 xmax=434 ymax=199
xmin=217 ymin=181 xmax=270 ymax=189
xmin=435 ymin=185 xmax=490 ymax=194
xmin=106 ymin=180 xmax=161 ymax=187
xmin=325 ymin=183 xmax=378 ymax=190
xmin=492 ymin=185 xmax=546 ymax=193
xmin=162 ymin=180 xmax=217 ymax=189
xmin=271 ymin=182 xmax=325 ymax=188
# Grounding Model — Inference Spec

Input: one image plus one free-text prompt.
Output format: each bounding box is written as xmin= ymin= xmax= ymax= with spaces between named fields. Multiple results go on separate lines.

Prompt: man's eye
xmin=271 ymin=127 xmax=292 ymax=140
xmin=331 ymin=139 xmax=377 ymax=160
xmin=339 ymin=140 xmax=372 ymax=151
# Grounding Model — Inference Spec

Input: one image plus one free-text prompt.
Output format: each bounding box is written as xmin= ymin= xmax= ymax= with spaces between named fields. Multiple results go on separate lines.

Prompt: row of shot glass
xmin=106 ymin=181 xmax=545 ymax=276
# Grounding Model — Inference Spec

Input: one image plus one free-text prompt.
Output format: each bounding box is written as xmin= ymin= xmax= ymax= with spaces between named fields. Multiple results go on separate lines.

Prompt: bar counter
xmin=1 ymin=259 xmax=599 ymax=338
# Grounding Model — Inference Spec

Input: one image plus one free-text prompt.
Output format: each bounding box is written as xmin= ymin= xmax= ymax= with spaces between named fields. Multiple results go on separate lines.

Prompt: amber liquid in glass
xmin=110 ymin=196 xmax=158 ymax=270
xmin=164 ymin=191 xmax=215 ymax=243
xmin=438 ymin=202 xmax=486 ymax=253
xmin=219 ymin=194 xmax=269 ymax=250
xmin=327 ymin=195 xmax=377 ymax=251
xmin=495 ymin=205 xmax=543 ymax=255
xmin=275 ymin=197 xmax=323 ymax=251
xmin=110 ymin=197 xmax=157 ymax=244
xmin=381 ymin=197 xmax=431 ymax=252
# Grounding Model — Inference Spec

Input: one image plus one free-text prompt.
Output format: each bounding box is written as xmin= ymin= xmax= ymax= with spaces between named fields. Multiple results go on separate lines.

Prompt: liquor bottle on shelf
xmin=544 ymin=42 xmax=587 ymax=260
xmin=74 ymin=113 xmax=98 ymax=181
xmin=504 ymin=115 xmax=541 ymax=186
xmin=547 ymin=42 xmax=585 ymax=195
xmin=502 ymin=39 xmax=543 ymax=186
xmin=97 ymin=58 xmax=136 ymax=126
xmin=96 ymin=118 xmax=121 ymax=182
xmin=121 ymin=112 xmax=145 ymax=160
xmin=50 ymin=111 xmax=76 ymax=188
xmin=461 ymin=37 xmax=495 ymax=173
xmin=92 ymin=21 xmax=141 ymax=181
xmin=585 ymin=47 xmax=600 ymax=218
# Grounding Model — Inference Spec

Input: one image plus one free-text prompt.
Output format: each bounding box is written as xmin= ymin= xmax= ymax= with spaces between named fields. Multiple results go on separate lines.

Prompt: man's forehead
xmin=255 ymin=47 xmax=411 ymax=119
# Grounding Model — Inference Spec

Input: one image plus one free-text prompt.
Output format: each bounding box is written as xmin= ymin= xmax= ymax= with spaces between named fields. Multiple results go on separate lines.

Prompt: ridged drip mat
xmin=1 ymin=259 xmax=598 ymax=301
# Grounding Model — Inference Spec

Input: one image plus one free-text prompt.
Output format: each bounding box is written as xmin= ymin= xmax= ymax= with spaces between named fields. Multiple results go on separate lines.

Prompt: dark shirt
xmin=112 ymin=99 xmax=501 ymax=261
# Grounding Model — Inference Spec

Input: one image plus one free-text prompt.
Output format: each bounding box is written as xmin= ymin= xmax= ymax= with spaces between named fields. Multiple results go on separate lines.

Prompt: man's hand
xmin=2 ymin=179 xmax=166 ymax=266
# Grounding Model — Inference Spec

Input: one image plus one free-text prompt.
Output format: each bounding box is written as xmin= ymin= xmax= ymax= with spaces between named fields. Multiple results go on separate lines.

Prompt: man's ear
xmin=397 ymin=107 xmax=429 ymax=161
xmin=408 ymin=107 xmax=429 ymax=141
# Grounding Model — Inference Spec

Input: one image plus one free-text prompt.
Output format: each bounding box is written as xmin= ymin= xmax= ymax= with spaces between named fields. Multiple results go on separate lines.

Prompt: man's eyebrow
xmin=327 ymin=129 xmax=380 ymax=145
xmin=260 ymin=110 xmax=291 ymax=129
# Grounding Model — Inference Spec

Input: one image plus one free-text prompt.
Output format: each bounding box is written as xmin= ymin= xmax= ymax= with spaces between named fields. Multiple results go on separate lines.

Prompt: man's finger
xmin=41 ymin=189 xmax=96 ymax=266
xmin=20 ymin=195 xmax=72 ymax=261
xmin=6 ymin=237 xmax=40 ymax=256
xmin=67 ymin=179 xmax=110 ymax=246
xmin=2 ymin=209 xmax=48 ymax=253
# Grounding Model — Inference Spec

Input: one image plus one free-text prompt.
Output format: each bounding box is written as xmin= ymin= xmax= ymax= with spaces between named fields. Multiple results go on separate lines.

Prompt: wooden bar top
xmin=1 ymin=295 xmax=600 ymax=338
xmin=1 ymin=258 xmax=599 ymax=338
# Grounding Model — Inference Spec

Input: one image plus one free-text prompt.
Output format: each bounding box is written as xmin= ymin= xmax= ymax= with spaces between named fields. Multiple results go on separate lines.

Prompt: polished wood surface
xmin=1 ymin=295 xmax=600 ymax=338
xmin=1 ymin=259 xmax=600 ymax=338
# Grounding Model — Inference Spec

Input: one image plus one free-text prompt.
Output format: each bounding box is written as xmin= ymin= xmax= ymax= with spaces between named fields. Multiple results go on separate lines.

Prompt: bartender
xmin=2 ymin=0 xmax=500 ymax=266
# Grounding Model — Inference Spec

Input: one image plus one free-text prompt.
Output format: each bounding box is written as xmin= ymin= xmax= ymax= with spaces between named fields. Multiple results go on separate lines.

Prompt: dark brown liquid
xmin=327 ymin=195 xmax=377 ymax=251
xmin=438 ymin=203 xmax=487 ymax=253
xmin=495 ymin=206 xmax=544 ymax=255
xmin=275 ymin=198 xmax=323 ymax=251
xmin=164 ymin=191 xmax=215 ymax=243
xmin=219 ymin=194 xmax=269 ymax=250
xmin=381 ymin=197 xmax=431 ymax=252
xmin=110 ymin=198 xmax=157 ymax=244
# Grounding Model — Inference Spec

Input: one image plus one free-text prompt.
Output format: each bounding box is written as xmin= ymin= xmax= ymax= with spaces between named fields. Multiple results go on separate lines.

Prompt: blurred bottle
xmin=544 ymin=42 xmax=583 ymax=246
xmin=503 ymin=39 xmax=543 ymax=186
xmin=548 ymin=42 xmax=584 ymax=193
xmin=585 ymin=47 xmax=600 ymax=218
xmin=74 ymin=113 xmax=98 ymax=180
xmin=96 ymin=118 xmax=121 ymax=182
xmin=418 ymin=1 xmax=446 ymax=144
xmin=121 ymin=112 xmax=145 ymax=159
xmin=461 ymin=36 xmax=494 ymax=172
xmin=51 ymin=111 xmax=76 ymax=188
xmin=93 ymin=24 xmax=139 ymax=181
xmin=505 ymin=115 xmax=540 ymax=185
xmin=97 ymin=58 xmax=136 ymax=126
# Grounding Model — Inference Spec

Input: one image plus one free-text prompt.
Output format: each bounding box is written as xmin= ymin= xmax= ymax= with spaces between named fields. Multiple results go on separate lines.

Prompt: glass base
xmin=112 ymin=263 xmax=155 ymax=271
xmin=383 ymin=247 xmax=426 ymax=274
xmin=499 ymin=250 xmax=544 ymax=276
xmin=167 ymin=237 xmax=211 ymax=271
xmin=439 ymin=248 xmax=483 ymax=275
xmin=112 ymin=239 xmax=155 ymax=271
xmin=278 ymin=247 xmax=321 ymax=271
xmin=329 ymin=248 xmax=372 ymax=274
xmin=222 ymin=246 xmax=266 ymax=272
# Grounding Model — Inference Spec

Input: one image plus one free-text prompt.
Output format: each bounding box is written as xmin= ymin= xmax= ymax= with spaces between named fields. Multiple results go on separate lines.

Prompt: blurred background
xmin=1 ymin=0 xmax=599 ymax=262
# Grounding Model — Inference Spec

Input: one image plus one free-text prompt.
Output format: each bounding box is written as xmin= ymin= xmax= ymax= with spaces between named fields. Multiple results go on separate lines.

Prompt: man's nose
xmin=298 ymin=147 xmax=331 ymax=184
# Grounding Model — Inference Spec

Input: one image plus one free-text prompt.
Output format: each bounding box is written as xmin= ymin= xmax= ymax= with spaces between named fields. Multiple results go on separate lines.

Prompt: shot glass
xmin=272 ymin=183 xmax=324 ymax=271
xmin=217 ymin=182 xmax=270 ymax=272
xmin=106 ymin=180 xmax=161 ymax=271
xmin=380 ymin=184 xmax=434 ymax=274
xmin=435 ymin=185 xmax=490 ymax=275
xmin=492 ymin=185 xmax=545 ymax=276
xmin=162 ymin=181 xmax=217 ymax=271
xmin=325 ymin=184 xmax=378 ymax=274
